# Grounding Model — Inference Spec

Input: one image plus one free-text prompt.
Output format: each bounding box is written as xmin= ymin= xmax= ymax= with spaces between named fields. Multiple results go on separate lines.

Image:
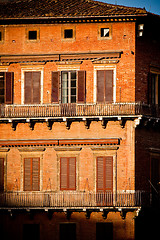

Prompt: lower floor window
xmin=60 ymin=223 xmax=76 ymax=240
xmin=96 ymin=222 xmax=113 ymax=240
xmin=23 ymin=224 xmax=40 ymax=240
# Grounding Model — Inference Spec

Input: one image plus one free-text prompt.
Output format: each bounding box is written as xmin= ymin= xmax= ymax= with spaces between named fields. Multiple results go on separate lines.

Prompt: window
xmin=101 ymin=28 xmax=110 ymax=38
xmin=26 ymin=29 xmax=40 ymax=41
xmin=151 ymin=73 xmax=160 ymax=105
xmin=60 ymin=223 xmax=76 ymax=240
xmin=96 ymin=222 xmax=113 ymax=240
xmin=98 ymin=26 xmax=112 ymax=40
xmin=24 ymin=158 xmax=40 ymax=191
xmin=64 ymin=29 xmax=73 ymax=39
xmin=28 ymin=31 xmax=37 ymax=40
xmin=60 ymin=157 xmax=76 ymax=190
xmin=23 ymin=224 xmax=40 ymax=240
xmin=51 ymin=71 xmax=86 ymax=103
xmin=0 ymin=72 xmax=14 ymax=104
xmin=97 ymin=156 xmax=113 ymax=193
xmin=0 ymin=29 xmax=4 ymax=43
xmin=97 ymin=70 xmax=113 ymax=102
xmin=24 ymin=71 xmax=41 ymax=104
xmin=0 ymin=158 xmax=4 ymax=191
xmin=62 ymin=71 xmax=76 ymax=103
xmin=62 ymin=26 xmax=75 ymax=41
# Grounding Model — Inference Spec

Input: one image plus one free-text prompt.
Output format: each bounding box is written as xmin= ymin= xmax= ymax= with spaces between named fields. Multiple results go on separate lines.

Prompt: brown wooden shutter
xmin=60 ymin=157 xmax=76 ymax=190
xmin=97 ymin=156 xmax=113 ymax=192
xmin=105 ymin=70 xmax=113 ymax=102
xmin=33 ymin=72 xmax=40 ymax=104
xmin=97 ymin=70 xmax=105 ymax=102
xmin=60 ymin=157 xmax=68 ymax=190
xmin=77 ymin=70 xmax=86 ymax=103
xmin=97 ymin=157 xmax=104 ymax=191
xmin=105 ymin=156 xmax=113 ymax=191
xmin=24 ymin=72 xmax=32 ymax=104
xmin=32 ymin=158 xmax=40 ymax=191
xmin=0 ymin=158 xmax=4 ymax=191
xmin=69 ymin=157 xmax=76 ymax=190
xmin=24 ymin=158 xmax=40 ymax=191
xmin=24 ymin=158 xmax=32 ymax=191
xmin=51 ymin=71 xmax=59 ymax=103
xmin=5 ymin=72 xmax=14 ymax=104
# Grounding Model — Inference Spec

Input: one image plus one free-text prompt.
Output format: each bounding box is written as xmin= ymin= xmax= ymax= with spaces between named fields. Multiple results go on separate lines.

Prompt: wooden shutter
xmin=51 ymin=71 xmax=59 ymax=103
xmin=60 ymin=157 xmax=68 ymax=190
xmin=33 ymin=72 xmax=40 ymax=104
xmin=69 ymin=157 xmax=76 ymax=190
xmin=24 ymin=158 xmax=40 ymax=191
xmin=24 ymin=158 xmax=32 ymax=191
xmin=32 ymin=158 xmax=40 ymax=191
xmin=77 ymin=70 xmax=86 ymax=103
xmin=60 ymin=157 xmax=76 ymax=190
xmin=97 ymin=70 xmax=113 ymax=103
xmin=97 ymin=157 xmax=104 ymax=191
xmin=24 ymin=72 xmax=32 ymax=104
xmin=5 ymin=72 xmax=14 ymax=104
xmin=105 ymin=70 xmax=113 ymax=102
xmin=97 ymin=70 xmax=105 ymax=102
xmin=0 ymin=158 xmax=4 ymax=191
xmin=24 ymin=72 xmax=40 ymax=104
xmin=97 ymin=156 xmax=113 ymax=192
xmin=105 ymin=156 xmax=113 ymax=191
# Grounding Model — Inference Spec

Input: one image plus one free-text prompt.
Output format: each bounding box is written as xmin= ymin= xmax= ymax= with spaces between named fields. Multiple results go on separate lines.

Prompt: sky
xmin=97 ymin=0 xmax=160 ymax=15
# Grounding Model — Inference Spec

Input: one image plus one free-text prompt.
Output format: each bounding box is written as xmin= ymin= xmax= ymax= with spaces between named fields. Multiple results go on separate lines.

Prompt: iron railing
xmin=0 ymin=103 xmax=159 ymax=119
xmin=0 ymin=191 xmax=146 ymax=208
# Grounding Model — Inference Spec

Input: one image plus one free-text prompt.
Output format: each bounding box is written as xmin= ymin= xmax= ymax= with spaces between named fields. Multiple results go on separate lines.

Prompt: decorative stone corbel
xmin=85 ymin=210 xmax=92 ymax=219
xmin=83 ymin=118 xmax=91 ymax=129
xmin=101 ymin=118 xmax=108 ymax=129
xmin=134 ymin=117 xmax=142 ymax=128
xmin=9 ymin=120 xmax=18 ymax=131
xmin=102 ymin=210 xmax=109 ymax=219
xmin=64 ymin=209 xmax=72 ymax=220
xmin=46 ymin=119 xmax=53 ymax=130
xmin=120 ymin=210 xmax=127 ymax=220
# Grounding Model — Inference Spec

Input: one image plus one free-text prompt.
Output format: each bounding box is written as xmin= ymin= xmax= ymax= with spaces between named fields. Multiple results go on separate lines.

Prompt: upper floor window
xmin=151 ymin=73 xmax=160 ymax=105
xmin=0 ymin=28 xmax=4 ymax=43
xmin=24 ymin=71 xmax=41 ymax=104
xmin=0 ymin=72 xmax=14 ymax=104
xmin=51 ymin=70 xmax=86 ymax=104
xmin=62 ymin=26 xmax=75 ymax=41
xmin=97 ymin=70 xmax=113 ymax=103
xmin=0 ymin=158 xmax=4 ymax=192
xmin=26 ymin=28 xmax=40 ymax=42
xmin=24 ymin=158 xmax=40 ymax=191
xmin=60 ymin=157 xmax=76 ymax=190
xmin=98 ymin=25 xmax=112 ymax=40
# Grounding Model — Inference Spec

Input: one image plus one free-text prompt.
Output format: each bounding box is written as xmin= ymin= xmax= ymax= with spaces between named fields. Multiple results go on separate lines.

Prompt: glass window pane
xmin=71 ymin=80 xmax=76 ymax=87
xmin=101 ymin=28 xmax=109 ymax=37
xmin=71 ymin=88 xmax=76 ymax=95
xmin=71 ymin=96 xmax=76 ymax=103
xmin=71 ymin=71 xmax=76 ymax=79
xmin=62 ymin=97 xmax=68 ymax=103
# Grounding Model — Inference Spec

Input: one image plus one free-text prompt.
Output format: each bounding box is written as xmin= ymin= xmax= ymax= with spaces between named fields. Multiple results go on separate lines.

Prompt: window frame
xmin=61 ymin=71 xmax=77 ymax=104
xmin=21 ymin=67 xmax=44 ymax=104
xmin=151 ymin=72 xmax=160 ymax=105
xmin=98 ymin=25 xmax=112 ymax=40
xmin=60 ymin=157 xmax=76 ymax=191
xmin=26 ymin=28 xmax=40 ymax=42
xmin=0 ymin=28 xmax=4 ymax=43
xmin=94 ymin=65 xmax=116 ymax=103
xmin=61 ymin=26 xmax=76 ymax=41
xmin=23 ymin=157 xmax=40 ymax=191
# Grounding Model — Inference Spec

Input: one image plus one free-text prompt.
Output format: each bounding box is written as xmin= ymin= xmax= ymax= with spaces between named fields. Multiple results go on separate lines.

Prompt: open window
xmin=51 ymin=70 xmax=86 ymax=104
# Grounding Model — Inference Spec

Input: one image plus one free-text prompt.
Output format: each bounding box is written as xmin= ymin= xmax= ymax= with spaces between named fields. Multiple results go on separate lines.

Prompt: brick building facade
xmin=0 ymin=0 xmax=160 ymax=239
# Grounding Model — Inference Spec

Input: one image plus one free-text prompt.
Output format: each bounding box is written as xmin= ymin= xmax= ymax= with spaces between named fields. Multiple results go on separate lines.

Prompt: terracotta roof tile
xmin=0 ymin=0 xmax=148 ymax=19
